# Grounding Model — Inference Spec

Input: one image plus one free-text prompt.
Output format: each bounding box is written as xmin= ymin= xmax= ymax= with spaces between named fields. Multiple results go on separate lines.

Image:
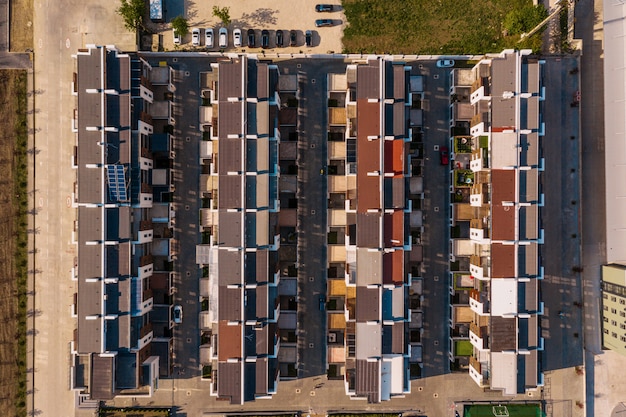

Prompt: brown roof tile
xmin=491 ymin=243 xmax=516 ymax=278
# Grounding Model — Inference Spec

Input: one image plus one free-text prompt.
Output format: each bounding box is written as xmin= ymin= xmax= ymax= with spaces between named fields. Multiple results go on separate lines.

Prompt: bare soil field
xmin=10 ymin=0 xmax=33 ymax=51
xmin=0 ymin=69 xmax=29 ymax=417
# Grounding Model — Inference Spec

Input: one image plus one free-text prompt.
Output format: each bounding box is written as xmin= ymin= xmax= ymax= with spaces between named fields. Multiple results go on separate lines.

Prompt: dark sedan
xmin=315 ymin=4 xmax=333 ymax=12
xmin=247 ymin=29 xmax=255 ymax=47
xmin=276 ymin=29 xmax=284 ymax=47
xmin=289 ymin=30 xmax=297 ymax=46
xmin=315 ymin=19 xmax=334 ymax=27
xmin=261 ymin=29 xmax=270 ymax=48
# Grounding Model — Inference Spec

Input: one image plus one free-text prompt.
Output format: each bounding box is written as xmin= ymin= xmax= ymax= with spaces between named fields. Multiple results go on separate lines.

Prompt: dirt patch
xmin=0 ymin=69 xmax=29 ymax=417
xmin=10 ymin=0 xmax=34 ymax=51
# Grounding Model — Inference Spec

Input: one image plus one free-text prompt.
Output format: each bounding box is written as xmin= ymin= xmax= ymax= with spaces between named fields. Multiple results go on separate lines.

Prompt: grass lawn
xmin=342 ymin=0 xmax=542 ymax=54
xmin=464 ymin=403 xmax=544 ymax=417
xmin=455 ymin=340 xmax=473 ymax=356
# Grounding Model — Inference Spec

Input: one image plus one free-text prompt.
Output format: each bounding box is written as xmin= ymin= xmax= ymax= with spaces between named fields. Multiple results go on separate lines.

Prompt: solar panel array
xmin=106 ymin=164 xmax=128 ymax=202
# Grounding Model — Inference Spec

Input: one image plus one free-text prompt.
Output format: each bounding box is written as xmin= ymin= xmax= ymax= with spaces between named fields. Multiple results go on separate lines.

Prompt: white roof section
xmin=490 ymin=132 xmax=518 ymax=169
xmin=491 ymin=352 xmax=517 ymax=395
xmin=356 ymin=322 xmax=382 ymax=359
xmin=391 ymin=286 xmax=404 ymax=318
xmin=380 ymin=355 xmax=404 ymax=400
xmin=491 ymin=279 xmax=517 ymax=316
xmin=356 ymin=248 xmax=382 ymax=285
xmin=604 ymin=1 xmax=626 ymax=264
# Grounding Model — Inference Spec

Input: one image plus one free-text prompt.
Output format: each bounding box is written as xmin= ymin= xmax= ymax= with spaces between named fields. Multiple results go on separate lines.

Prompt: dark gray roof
xmin=78 ymin=277 xmax=103 ymax=354
xmin=219 ymin=286 xmax=242 ymax=321
xmin=490 ymin=55 xmax=517 ymax=129
xmin=218 ymin=361 xmax=242 ymax=404
xmin=256 ymin=285 xmax=268 ymax=319
xmin=392 ymin=64 xmax=406 ymax=100
xmin=391 ymin=321 xmax=405 ymax=354
xmin=218 ymin=211 xmax=243 ymax=247
xmin=218 ymin=139 xmax=243 ymax=176
xmin=255 ymin=357 xmax=269 ymax=395
xmin=490 ymin=316 xmax=517 ymax=352
xmin=90 ymin=354 xmax=115 ymax=400
xmin=355 ymin=359 xmax=380 ymax=403
xmin=357 ymin=212 xmax=381 ymax=248
xmin=393 ymin=102 xmax=406 ymax=137
xmin=356 ymin=286 xmax=380 ymax=322
xmin=219 ymin=59 xmax=243 ymax=99
xmin=79 ymin=206 xmax=103 ymax=243
xmin=257 ymin=63 xmax=269 ymax=99
xmin=219 ymin=175 xmax=242 ymax=209
xmin=357 ymin=61 xmax=380 ymax=99
xmin=218 ymin=250 xmax=242 ymax=285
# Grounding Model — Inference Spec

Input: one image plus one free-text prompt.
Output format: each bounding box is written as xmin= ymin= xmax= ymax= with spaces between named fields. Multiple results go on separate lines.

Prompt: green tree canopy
xmin=116 ymin=0 xmax=145 ymax=32
xmin=503 ymin=4 xmax=548 ymax=35
xmin=171 ymin=15 xmax=190 ymax=37
xmin=212 ymin=6 xmax=231 ymax=26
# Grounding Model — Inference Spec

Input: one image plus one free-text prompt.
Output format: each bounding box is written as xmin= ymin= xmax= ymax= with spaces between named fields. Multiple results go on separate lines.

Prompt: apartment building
xmin=601 ymin=265 xmax=626 ymax=355
xmin=70 ymin=45 xmax=177 ymax=401
xmin=325 ymin=58 xmax=418 ymax=403
xmin=448 ymin=50 xmax=545 ymax=395
xmin=195 ymin=56 xmax=282 ymax=404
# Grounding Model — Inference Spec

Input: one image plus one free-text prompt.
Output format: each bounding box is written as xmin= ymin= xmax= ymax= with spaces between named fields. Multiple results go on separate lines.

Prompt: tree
xmin=212 ymin=6 xmax=231 ymax=26
xmin=503 ymin=4 xmax=548 ymax=36
xmin=171 ymin=15 xmax=190 ymax=37
xmin=116 ymin=0 xmax=145 ymax=32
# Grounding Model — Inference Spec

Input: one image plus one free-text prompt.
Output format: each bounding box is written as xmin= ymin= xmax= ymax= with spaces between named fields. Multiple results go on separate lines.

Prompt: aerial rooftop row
xmin=71 ymin=45 xmax=543 ymax=404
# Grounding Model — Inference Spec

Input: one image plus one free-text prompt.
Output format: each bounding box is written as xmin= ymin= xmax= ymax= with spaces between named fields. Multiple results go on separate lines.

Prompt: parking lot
xmin=151 ymin=0 xmax=345 ymax=53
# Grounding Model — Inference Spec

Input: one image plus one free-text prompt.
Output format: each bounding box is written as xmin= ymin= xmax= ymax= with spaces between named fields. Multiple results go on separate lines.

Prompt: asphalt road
xmin=167 ymin=57 xmax=203 ymax=383
xmin=416 ymin=61 xmax=452 ymax=377
xmin=540 ymin=55 xmax=585 ymax=371
xmin=574 ymin=0 xmax=607 ymax=413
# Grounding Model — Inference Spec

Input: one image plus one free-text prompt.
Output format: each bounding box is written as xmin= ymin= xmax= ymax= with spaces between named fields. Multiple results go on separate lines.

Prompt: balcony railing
xmin=140 ymin=254 xmax=153 ymax=267
xmin=139 ymin=322 xmax=153 ymax=339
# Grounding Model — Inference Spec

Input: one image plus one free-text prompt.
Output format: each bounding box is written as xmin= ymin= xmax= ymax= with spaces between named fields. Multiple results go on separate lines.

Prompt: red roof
xmin=383 ymin=249 xmax=404 ymax=285
xmin=490 ymin=243 xmax=516 ymax=278
xmin=357 ymin=99 xmax=381 ymax=212
xmin=218 ymin=321 xmax=242 ymax=361
xmin=384 ymin=211 xmax=404 ymax=247
xmin=384 ymin=139 xmax=406 ymax=176
xmin=491 ymin=170 xmax=516 ymax=240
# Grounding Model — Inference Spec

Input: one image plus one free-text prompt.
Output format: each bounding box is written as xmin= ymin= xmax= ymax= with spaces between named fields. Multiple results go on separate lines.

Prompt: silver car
xmin=219 ymin=27 xmax=228 ymax=48
xmin=205 ymin=28 xmax=213 ymax=48
xmin=173 ymin=305 xmax=183 ymax=324
xmin=192 ymin=28 xmax=200 ymax=46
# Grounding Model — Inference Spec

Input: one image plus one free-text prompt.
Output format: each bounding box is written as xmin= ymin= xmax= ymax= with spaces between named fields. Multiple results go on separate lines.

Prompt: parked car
xmin=440 ymin=146 xmax=449 ymax=165
xmin=173 ymin=29 xmax=181 ymax=45
xmin=173 ymin=305 xmax=183 ymax=324
xmin=289 ymin=30 xmax=297 ymax=46
xmin=319 ymin=296 xmax=326 ymax=311
xmin=261 ymin=29 xmax=270 ymax=48
xmin=233 ymin=28 xmax=242 ymax=47
xmin=436 ymin=59 xmax=455 ymax=68
xmin=275 ymin=30 xmax=284 ymax=47
xmin=205 ymin=28 xmax=213 ymax=48
xmin=315 ymin=19 xmax=334 ymax=27
xmin=219 ymin=27 xmax=228 ymax=48
xmin=305 ymin=30 xmax=312 ymax=46
xmin=315 ymin=4 xmax=334 ymax=12
xmin=191 ymin=28 xmax=200 ymax=46
xmin=247 ymin=29 xmax=256 ymax=47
